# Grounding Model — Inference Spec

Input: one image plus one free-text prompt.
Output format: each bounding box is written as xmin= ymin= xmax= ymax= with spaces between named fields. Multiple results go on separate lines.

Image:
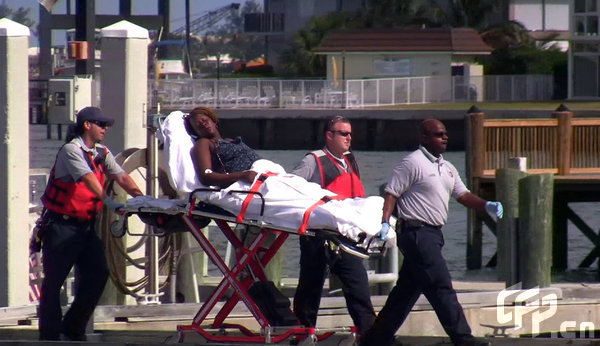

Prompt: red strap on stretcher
xmin=297 ymin=195 xmax=344 ymax=235
xmin=236 ymin=171 xmax=278 ymax=223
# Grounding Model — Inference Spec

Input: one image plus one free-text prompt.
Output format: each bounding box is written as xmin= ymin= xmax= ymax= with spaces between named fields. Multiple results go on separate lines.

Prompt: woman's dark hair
xmin=184 ymin=107 xmax=219 ymax=138
xmin=189 ymin=107 xmax=219 ymax=124
xmin=65 ymin=122 xmax=85 ymax=142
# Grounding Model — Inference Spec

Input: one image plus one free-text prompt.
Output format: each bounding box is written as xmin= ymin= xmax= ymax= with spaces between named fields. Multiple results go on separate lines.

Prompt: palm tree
xmin=423 ymin=0 xmax=501 ymax=30
xmin=279 ymin=12 xmax=359 ymax=76
xmin=362 ymin=0 xmax=440 ymax=28
xmin=0 ymin=4 xmax=36 ymax=33
xmin=481 ymin=20 xmax=535 ymax=50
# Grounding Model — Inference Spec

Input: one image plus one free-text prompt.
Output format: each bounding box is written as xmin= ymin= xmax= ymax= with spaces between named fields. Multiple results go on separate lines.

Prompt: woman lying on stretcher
xmin=159 ymin=107 xmax=396 ymax=251
xmin=184 ymin=107 xmax=260 ymax=188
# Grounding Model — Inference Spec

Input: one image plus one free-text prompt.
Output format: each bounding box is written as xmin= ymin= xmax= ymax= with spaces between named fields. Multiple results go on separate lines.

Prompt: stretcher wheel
xmin=98 ymin=147 xmax=181 ymax=300
xmin=164 ymin=331 xmax=184 ymax=343
xmin=338 ymin=333 xmax=357 ymax=346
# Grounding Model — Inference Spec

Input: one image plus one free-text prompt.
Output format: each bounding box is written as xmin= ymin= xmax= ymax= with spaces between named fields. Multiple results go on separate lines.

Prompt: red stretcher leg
xmin=177 ymin=212 xmax=342 ymax=344
xmin=181 ymin=214 xmax=271 ymax=328
xmin=213 ymin=229 xmax=289 ymax=328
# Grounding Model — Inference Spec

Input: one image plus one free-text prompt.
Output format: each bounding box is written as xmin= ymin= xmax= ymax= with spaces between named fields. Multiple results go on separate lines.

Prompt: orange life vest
xmin=42 ymin=142 xmax=108 ymax=220
xmin=310 ymin=149 xmax=365 ymax=198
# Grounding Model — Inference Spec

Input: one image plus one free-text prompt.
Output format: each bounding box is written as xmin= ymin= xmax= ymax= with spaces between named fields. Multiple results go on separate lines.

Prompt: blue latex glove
xmin=379 ymin=221 xmax=391 ymax=240
xmin=104 ymin=196 xmax=124 ymax=212
xmin=485 ymin=201 xmax=504 ymax=219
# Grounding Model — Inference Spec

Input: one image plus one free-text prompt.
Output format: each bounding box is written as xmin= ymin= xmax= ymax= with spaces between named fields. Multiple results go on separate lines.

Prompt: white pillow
xmin=159 ymin=111 xmax=205 ymax=193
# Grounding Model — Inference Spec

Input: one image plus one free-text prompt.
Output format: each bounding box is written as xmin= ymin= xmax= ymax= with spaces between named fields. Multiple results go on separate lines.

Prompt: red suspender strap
xmin=236 ymin=172 xmax=278 ymax=223
xmin=188 ymin=196 xmax=197 ymax=217
xmin=298 ymin=195 xmax=344 ymax=235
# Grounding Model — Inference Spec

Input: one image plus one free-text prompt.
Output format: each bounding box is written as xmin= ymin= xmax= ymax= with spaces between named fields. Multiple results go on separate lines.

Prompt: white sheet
xmin=157 ymin=110 xmax=206 ymax=194
xmin=156 ymin=111 xmax=396 ymax=244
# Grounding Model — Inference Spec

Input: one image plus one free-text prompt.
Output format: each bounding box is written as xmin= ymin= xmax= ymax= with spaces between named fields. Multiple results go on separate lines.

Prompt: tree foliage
xmin=0 ymin=4 xmax=35 ymax=26
xmin=0 ymin=4 xmax=36 ymax=34
xmin=426 ymin=0 xmax=499 ymax=30
xmin=277 ymin=0 xmax=567 ymax=78
xmin=481 ymin=21 xmax=535 ymax=50
xmin=279 ymin=12 xmax=362 ymax=77
xmin=480 ymin=21 xmax=567 ymax=76
xmin=278 ymin=0 xmax=504 ymax=76
xmin=185 ymin=1 xmax=265 ymax=76
xmin=362 ymin=0 xmax=437 ymax=28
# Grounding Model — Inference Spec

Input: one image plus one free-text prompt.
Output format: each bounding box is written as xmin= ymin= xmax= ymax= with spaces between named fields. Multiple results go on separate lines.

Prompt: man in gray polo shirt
xmin=360 ymin=119 xmax=503 ymax=346
xmin=39 ymin=107 xmax=143 ymax=341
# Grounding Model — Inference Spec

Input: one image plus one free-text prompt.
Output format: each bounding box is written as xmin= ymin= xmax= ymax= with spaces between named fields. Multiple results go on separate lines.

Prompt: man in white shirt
xmin=360 ymin=119 xmax=503 ymax=346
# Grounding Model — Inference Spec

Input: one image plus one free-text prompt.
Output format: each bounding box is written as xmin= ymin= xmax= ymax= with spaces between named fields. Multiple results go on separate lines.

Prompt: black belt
xmin=400 ymin=219 xmax=442 ymax=230
xmin=47 ymin=210 xmax=92 ymax=224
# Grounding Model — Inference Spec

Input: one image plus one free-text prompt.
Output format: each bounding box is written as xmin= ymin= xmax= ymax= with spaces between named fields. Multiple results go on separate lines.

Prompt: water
xmin=253 ymin=149 xmax=600 ymax=282
xmin=29 ymin=128 xmax=600 ymax=282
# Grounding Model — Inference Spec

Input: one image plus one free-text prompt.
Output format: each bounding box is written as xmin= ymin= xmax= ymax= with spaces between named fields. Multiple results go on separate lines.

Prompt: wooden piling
xmin=496 ymin=168 xmax=528 ymax=286
xmin=553 ymin=104 xmax=573 ymax=176
xmin=519 ymin=174 xmax=554 ymax=288
xmin=466 ymin=108 xmax=485 ymax=269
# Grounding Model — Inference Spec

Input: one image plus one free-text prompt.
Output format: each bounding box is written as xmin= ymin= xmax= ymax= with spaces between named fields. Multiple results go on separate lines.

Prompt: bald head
xmin=420 ymin=119 xmax=444 ymax=135
xmin=419 ymin=118 xmax=448 ymax=157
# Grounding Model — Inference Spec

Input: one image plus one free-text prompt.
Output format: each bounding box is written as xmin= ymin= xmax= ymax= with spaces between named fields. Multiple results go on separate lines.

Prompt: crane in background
xmin=154 ymin=3 xmax=241 ymax=80
xmin=171 ymin=3 xmax=240 ymax=36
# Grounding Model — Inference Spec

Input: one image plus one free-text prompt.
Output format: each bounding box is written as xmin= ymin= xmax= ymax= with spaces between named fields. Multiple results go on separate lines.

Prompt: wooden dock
xmin=3 ymin=282 xmax=600 ymax=345
xmin=465 ymin=106 xmax=600 ymax=272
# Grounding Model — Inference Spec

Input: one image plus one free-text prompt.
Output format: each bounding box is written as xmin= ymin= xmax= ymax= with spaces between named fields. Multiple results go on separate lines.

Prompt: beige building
xmin=314 ymin=28 xmax=492 ymax=80
xmin=313 ymin=28 xmax=492 ymax=102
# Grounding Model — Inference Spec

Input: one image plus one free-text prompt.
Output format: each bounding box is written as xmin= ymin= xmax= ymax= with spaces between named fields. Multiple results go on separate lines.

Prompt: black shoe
xmin=455 ymin=337 xmax=491 ymax=346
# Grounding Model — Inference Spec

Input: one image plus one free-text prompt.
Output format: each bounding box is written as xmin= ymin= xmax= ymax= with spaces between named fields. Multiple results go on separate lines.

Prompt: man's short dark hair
xmin=325 ymin=115 xmax=350 ymax=134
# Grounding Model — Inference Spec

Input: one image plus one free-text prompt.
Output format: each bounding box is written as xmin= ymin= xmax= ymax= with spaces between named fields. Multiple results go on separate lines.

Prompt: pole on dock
xmin=519 ymin=173 xmax=554 ymax=288
xmin=466 ymin=106 xmax=485 ymax=269
xmin=100 ymin=21 xmax=151 ymax=304
xmin=553 ymin=104 xmax=573 ymax=176
xmin=0 ymin=18 xmax=31 ymax=307
xmin=552 ymin=104 xmax=573 ymax=270
xmin=496 ymin=167 xmax=528 ymax=286
xmin=99 ymin=20 xmax=149 ymax=154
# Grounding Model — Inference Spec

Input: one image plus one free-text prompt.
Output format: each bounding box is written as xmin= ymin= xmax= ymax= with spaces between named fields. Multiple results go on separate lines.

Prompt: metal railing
xmin=149 ymin=74 xmax=554 ymax=111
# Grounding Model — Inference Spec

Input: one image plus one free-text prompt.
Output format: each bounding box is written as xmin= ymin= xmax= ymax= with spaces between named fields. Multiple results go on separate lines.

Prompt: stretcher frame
xmin=116 ymin=188 xmax=363 ymax=344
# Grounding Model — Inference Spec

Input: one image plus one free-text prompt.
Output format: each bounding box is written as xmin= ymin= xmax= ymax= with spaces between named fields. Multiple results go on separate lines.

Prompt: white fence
xmin=149 ymin=74 xmax=554 ymax=110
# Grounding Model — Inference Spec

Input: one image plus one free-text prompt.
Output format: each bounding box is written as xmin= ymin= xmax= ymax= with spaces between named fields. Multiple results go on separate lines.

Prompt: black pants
xmin=293 ymin=236 xmax=375 ymax=335
xmin=360 ymin=225 xmax=472 ymax=346
xmin=38 ymin=216 xmax=109 ymax=340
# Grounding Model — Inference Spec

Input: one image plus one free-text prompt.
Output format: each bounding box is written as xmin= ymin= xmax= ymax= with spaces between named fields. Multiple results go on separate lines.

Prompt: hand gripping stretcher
xmin=112 ymin=187 xmax=386 ymax=345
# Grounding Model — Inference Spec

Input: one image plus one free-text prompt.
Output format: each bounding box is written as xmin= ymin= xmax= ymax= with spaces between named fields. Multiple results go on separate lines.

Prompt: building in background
xmin=509 ymin=0 xmax=570 ymax=51
xmin=247 ymin=0 xmax=570 ymax=69
xmin=314 ymin=27 xmax=492 ymax=102
xmin=245 ymin=0 xmax=364 ymax=68
xmin=570 ymin=0 xmax=600 ymax=99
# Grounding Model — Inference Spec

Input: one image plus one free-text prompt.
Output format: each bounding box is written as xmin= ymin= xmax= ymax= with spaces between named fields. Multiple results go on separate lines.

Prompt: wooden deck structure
xmin=465 ymin=105 xmax=600 ymax=271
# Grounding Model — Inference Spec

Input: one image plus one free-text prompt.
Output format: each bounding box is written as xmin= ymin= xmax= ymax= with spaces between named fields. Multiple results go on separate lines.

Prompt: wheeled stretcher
xmin=113 ymin=190 xmax=386 ymax=344
xmin=107 ymin=110 xmax=395 ymax=343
